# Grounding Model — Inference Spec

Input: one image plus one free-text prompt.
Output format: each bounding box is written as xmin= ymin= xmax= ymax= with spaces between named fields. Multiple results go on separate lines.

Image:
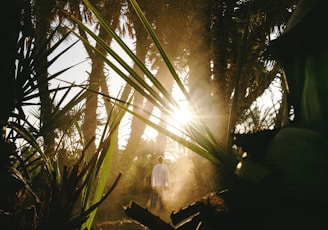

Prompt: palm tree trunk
xmin=34 ymin=3 xmax=56 ymax=155
xmin=80 ymin=1 xmax=121 ymax=154
xmin=187 ymin=0 xmax=222 ymax=142
xmin=82 ymin=57 xmax=103 ymax=154
xmin=120 ymin=32 xmax=149 ymax=167
xmin=154 ymin=67 xmax=174 ymax=155
xmin=187 ymin=0 xmax=212 ymax=108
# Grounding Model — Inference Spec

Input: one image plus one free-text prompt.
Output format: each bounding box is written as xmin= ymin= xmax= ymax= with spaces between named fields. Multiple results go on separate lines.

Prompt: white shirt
xmin=151 ymin=163 xmax=170 ymax=187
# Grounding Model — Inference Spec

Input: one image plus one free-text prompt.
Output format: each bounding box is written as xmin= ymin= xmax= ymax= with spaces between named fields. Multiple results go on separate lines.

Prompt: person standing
xmin=150 ymin=156 xmax=170 ymax=211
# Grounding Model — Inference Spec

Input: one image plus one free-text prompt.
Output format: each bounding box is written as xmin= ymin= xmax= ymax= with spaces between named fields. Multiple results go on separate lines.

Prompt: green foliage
xmin=0 ymin=3 xmax=125 ymax=229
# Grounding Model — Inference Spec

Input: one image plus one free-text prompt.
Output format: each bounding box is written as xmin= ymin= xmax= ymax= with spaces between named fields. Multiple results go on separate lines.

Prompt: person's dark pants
xmin=151 ymin=186 xmax=165 ymax=211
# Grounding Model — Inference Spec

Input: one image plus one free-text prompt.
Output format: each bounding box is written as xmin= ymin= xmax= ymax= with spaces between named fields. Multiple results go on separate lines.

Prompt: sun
xmin=171 ymin=104 xmax=191 ymax=125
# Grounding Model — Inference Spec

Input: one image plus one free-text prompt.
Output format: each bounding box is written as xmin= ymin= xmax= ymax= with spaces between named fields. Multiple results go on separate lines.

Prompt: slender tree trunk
xmin=34 ymin=2 xmax=56 ymax=155
xmin=154 ymin=67 xmax=174 ymax=155
xmin=81 ymin=19 xmax=117 ymax=154
xmin=82 ymin=57 xmax=103 ymax=154
xmin=187 ymin=1 xmax=212 ymax=108
xmin=120 ymin=33 xmax=149 ymax=167
xmin=121 ymin=59 xmax=175 ymax=168
xmin=185 ymin=0 xmax=227 ymax=193
xmin=187 ymin=0 xmax=223 ymax=142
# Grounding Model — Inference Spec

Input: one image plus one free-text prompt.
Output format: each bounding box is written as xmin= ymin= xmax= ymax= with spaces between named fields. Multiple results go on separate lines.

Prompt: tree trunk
xmin=81 ymin=17 xmax=117 ymax=154
xmin=34 ymin=3 xmax=56 ymax=156
xmin=120 ymin=32 xmax=149 ymax=167
xmin=154 ymin=67 xmax=174 ymax=155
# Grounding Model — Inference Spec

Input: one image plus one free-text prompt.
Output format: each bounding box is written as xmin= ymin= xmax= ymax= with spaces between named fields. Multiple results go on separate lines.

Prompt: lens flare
xmin=171 ymin=105 xmax=191 ymax=125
